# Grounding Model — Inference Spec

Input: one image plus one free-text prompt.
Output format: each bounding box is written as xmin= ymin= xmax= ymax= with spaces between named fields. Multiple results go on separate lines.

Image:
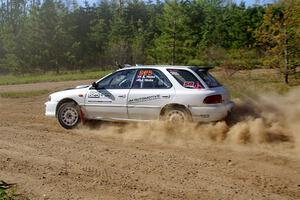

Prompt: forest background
xmin=0 ymin=0 xmax=299 ymax=83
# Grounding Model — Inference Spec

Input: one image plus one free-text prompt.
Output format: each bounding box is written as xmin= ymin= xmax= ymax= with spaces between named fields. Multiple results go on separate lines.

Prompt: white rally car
xmin=45 ymin=65 xmax=234 ymax=129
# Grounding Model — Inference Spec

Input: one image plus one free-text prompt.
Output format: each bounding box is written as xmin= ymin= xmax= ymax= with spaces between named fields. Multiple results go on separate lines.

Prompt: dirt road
xmin=0 ymin=81 xmax=299 ymax=200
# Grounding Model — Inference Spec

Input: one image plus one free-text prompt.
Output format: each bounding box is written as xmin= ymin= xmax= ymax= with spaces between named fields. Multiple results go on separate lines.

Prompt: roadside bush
xmin=187 ymin=59 xmax=209 ymax=66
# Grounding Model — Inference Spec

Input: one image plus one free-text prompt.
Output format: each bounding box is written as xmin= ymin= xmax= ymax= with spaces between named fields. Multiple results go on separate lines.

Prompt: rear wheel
xmin=164 ymin=108 xmax=191 ymax=123
xmin=57 ymin=102 xmax=81 ymax=129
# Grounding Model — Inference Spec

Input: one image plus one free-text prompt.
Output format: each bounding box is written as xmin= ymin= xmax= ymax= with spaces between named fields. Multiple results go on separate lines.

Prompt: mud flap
xmin=79 ymin=107 xmax=85 ymax=124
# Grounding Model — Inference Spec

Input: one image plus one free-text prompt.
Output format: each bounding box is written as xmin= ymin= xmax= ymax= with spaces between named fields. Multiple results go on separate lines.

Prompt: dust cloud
xmin=78 ymin=87 xmax=300 ymax=150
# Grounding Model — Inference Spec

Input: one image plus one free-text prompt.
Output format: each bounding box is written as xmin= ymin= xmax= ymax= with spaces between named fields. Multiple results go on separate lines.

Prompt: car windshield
xmin=194 ymin=69 xmax=221 ymax=88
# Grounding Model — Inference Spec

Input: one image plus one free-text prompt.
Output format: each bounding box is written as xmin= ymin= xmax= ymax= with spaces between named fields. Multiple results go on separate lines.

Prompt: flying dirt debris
xmin=79 ymin=86 xmax=300 ymax=151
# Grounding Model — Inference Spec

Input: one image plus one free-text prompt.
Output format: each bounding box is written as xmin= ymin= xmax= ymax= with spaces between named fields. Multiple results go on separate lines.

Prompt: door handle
xmin=118 ymin=95 xmax=126 ymax=98
xmin=162 ymin=95 xmax=170 ymax=98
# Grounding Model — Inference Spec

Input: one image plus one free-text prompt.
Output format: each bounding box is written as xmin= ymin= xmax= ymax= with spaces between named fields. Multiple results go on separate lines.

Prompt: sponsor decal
xmin=87 ymin=100 xmax=112 ymax=103
xmin=135 ymin=70 xmax=157 ymax=84
xmin=183 ymin=81 xmax=195 ymax=88
xmin=129 ymin=95 xmax=160 ymax=103
xmin=144 ymin=78 xmax=154 ymax=82
xmin=183 ymin=81 xmax=203 ymax=89
xmin=137 ymin=70 xmax=156 ymax=81
xmin=88 ymin=91 xmax=114 ymax=99
xmin=88 ymin=91 xmax=100 ymax=98
xmin=135 ymin=78 xmax=154 ymax=82
xmin=138 ymin=70 xmax=153 ymax=77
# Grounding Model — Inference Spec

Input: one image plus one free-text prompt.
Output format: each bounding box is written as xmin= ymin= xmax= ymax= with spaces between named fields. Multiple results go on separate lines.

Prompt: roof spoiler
xmin=190 ymin=66 xmax=214 ymax=71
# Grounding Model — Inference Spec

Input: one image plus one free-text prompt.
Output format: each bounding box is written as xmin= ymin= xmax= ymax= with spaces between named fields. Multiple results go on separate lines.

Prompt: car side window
xmin=195 ymin=70 xmax=221 ymax=88
xmin=97 ymin=69 xmax=136 ymax=89
xmin=167 ymin=69 xmax=203 ymax=89
xmin=132 ymin=69 xmax=172 ymax=89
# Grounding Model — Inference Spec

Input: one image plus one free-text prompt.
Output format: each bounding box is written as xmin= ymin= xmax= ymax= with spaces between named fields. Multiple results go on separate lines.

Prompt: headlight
xmin=47 ymin=95 xmax=51 ymax=101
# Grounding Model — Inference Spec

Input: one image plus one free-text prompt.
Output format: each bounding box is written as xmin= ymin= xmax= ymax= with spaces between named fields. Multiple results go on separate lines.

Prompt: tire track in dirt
xmin=0 ymin=82 xmax=299 ymax=200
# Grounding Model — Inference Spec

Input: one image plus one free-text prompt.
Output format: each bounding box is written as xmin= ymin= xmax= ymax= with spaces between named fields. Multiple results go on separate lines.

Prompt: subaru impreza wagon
xmin=45 ymin=65 xmax=234 ymax=129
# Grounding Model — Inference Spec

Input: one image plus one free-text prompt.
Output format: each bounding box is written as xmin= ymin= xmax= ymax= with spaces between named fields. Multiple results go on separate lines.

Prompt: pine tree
xmin=256 ymin=0 xmax=300 ymax=84
xmin=152 ymin=0 xmax=192 ymax=65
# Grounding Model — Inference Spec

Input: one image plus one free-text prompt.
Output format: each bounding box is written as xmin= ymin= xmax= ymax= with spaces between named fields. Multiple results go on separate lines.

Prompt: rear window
xmin=195 ymin=70 xmax=221 ymax=88
xmin=167 ymin=69 xmax=203 ymax=89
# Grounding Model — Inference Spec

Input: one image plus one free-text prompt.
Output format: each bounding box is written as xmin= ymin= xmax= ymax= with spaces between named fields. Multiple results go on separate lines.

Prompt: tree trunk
xmin=55 ymin=61 xmax=60 ymax=74
xmin=6 ymin=0 xmax=9 ymax=18
xmin=284 ymin=28 xmax=289 ymax=84
xmin=172 ymin=20 xmax=176 ymax=65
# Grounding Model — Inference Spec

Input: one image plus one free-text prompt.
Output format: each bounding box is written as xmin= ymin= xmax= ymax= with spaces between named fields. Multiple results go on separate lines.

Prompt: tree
xmin=152 ymin=0 xmax=192 ymax=65
xmin=256 ymin=0 xmax=300 ymax=84
xmin=37 ymin=0 xmax=74 ymax=73
xmin=68 ymin=4 xmax=98 ymax=69
xmin=0 ymin=0 xmax=27 ymax=73
xmin=0 ymin=0 xmax=298 ymax=74
xmin=89 ymin=0 xmax=112 ymax=67
xmin=108 ymin=0 xmax=132 ymax=65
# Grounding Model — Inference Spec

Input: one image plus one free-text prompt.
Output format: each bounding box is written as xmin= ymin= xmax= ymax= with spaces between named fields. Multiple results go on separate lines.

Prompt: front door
xmin=84 ymin=69 xmax=136 ymax=120
xmin=127 ymin=69 xmax=175 ymax=120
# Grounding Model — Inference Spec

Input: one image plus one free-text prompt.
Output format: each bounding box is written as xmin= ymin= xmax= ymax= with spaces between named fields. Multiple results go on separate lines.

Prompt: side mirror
xmin=91 ymin=82 xmax=97 ymax=89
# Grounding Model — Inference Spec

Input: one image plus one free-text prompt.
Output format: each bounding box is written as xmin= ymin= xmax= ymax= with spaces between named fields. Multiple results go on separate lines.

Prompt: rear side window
xmin=132 ymin=69 xmax=172 ymax=89
xmin=167 ymin=69 xmax=203 ymax=89
xmin=195 ymin=70 xmax=221 ymax=88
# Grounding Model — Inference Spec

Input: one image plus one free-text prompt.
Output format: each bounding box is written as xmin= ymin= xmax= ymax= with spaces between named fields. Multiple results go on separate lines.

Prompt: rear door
xmin=84 ymin=69 xmax=136 ymax=119
xmin=127 ymin=69 xmax=175 ymax=120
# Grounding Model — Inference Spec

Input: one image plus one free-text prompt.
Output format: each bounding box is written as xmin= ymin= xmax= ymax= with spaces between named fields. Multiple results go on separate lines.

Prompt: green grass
xmin=1 ymin=68 xmax=299 ymax=99
xmin=0 ymin=187 xmax=29 ymax=200
xmin=0 ymin=89 xmax=50 ymax=98
xmin=213 ymin=69 xmax=300 ymax=98
xmin=0 ymin=70 xmax=112 ymax=85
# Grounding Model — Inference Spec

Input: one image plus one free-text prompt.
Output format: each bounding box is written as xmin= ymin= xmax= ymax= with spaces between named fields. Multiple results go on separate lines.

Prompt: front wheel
xmin=57 ymin=102 xmax=81 ymax=129
xmin=164 ymin=108 xmax=191 ymax=123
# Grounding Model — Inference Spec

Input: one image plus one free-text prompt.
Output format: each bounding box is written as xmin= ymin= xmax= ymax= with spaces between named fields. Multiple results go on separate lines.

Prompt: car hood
xmin=49 ymin=86 xmax=90 ymax=102
xmin=64 ymin=84 xmax=90 ymax=90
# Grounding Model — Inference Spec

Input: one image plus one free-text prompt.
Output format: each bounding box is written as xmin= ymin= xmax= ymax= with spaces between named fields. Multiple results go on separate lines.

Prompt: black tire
xmin=224 ymin=111 xmax=233 ymax=125
xmin=163 ymin=107 xmax=191 ymax=123
xmin=57 ymin=102 xmax=81 ymax=129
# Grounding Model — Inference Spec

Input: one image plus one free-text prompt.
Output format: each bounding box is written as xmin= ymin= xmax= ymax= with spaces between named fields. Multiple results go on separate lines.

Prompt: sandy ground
xmin=0 ymin=80 xmax=94 ymax=93
xmin=0 ymin=81 xmax=299 ymax=200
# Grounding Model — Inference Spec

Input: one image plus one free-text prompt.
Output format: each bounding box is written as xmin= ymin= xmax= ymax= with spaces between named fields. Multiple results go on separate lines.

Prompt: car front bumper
xmin=189 ymin=101 xmax=235 ymax=122
xmin=45 ymin=101 xmax=58 ymax=117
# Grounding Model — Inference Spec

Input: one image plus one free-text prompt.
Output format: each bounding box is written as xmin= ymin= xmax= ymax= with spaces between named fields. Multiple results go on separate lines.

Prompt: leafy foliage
xmin=0 ymin=0 xmax=299 ymax=84
xmin=255 ymin=0 xmax=300 ymax=83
